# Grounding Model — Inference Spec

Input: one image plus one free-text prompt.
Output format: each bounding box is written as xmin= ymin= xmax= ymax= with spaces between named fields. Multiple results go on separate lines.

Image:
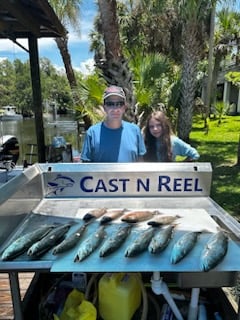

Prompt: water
xmin=0 ymin=114 xmax=84 ymax=165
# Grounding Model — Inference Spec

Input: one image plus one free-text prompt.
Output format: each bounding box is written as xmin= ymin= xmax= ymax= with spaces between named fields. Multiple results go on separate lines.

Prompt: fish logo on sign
xmin=47 ymin=174 xmax=75 ymax=195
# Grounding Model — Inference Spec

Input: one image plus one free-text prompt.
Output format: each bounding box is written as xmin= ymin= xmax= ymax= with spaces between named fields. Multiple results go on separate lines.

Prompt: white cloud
xmin=0 ymin=1 xmax=97 ymax=72
xmin=76 ymin=58 xmax=95 ymax=75
xmin=52 ymin=58 xmax=95 ymax=76
xmin=0 ymin=39 xmax=29 ymax=52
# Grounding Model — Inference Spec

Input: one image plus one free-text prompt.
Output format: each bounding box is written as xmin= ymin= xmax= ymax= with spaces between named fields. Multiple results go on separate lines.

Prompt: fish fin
xmin=83 ymin=213 xmax=95 ymax=221
xmin=199 ymin=228 xmax=213 ymax=234
xmin=121 ymin=218 xmax=138 ymax=223
xmin=147 ymin=221 xmax=163 ymax=227
xmin=100 ymin=216 xmax=112 ymax=224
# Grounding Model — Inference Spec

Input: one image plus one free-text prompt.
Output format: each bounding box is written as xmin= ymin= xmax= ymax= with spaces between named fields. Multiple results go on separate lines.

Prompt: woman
xmin=143 ymin=111 xmax=199 ymax=162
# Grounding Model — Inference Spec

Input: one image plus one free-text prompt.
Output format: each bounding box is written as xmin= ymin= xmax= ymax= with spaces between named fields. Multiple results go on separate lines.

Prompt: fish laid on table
xmin=82 ymin=208 xmax=107 ymax=222
xmin=125 ymin=227 xmax=155 ymax=257
xmin=52 ymin=223 xmax=88 ymax=255
xmin=99 ymin=224 xmax=132 ymax=257
xmin=1 ymin=224 xmax=55 ymax=261
xmin=170 ymin=231 xmax=200 ymax=264
xmin=148 ymin=225 xmax=175 ymax=254
xmin=147 ymin=215 xmax=181 ymax=227
xmin=74 ymin=225 xmax=106 ymax=262
xmin=200 ymin=230 xmax=228 ymax=272
xmin=100 ymin=208 xmax=128 ymax=224
xmin=121 ymin=210 xmax=162 ymax=223
xmin=27 ymin=223 xmax=72 ymax=257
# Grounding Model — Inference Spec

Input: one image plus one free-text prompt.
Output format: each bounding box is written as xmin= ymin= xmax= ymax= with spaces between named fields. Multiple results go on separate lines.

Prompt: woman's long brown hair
xmin=143 ymin=111 xmax=173 ymax=162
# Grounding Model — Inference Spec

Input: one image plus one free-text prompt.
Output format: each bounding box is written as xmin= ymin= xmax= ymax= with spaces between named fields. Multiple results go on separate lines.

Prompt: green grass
xmin=190 ymin=115 xmax=240 ymax=218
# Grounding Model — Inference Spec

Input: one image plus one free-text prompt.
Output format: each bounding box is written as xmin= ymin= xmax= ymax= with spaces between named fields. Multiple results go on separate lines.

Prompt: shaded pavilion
xmin=0 ymin=0 xmax=66 ymax=162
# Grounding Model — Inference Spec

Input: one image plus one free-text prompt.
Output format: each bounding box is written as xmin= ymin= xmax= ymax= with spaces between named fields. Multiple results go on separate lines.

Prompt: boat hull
xmin=0 ymin=115 xmax=23 ymax=121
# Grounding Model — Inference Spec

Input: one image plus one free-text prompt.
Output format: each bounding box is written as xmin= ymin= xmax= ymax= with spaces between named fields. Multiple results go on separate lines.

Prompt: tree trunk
xmin=55 ymin=36 xmax=92 ymax=130
xmin=177 ymin=22 xmax=199 ymax=142
xmin=97 ymin=0 xmax=135 ymax=122
xmin=210 ymin=51 xmax=222 ymax=108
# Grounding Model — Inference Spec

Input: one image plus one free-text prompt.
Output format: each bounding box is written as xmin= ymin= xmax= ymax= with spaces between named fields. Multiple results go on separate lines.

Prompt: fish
xmin=200 ymin=231 xmax=228 ymax=272
xmin=82 ymin=208 xmax=108 ymax=222
xmin=121 ymin=210 xmax=161 ymax=223
xmin=100 ymin=208 xmax=128 ymax=224
xmin=147 ymin=215 xmax=181 ymax=227
xmin=52 ymin=223 xmax=87 ymax=255
xmin=74 ymin=225 xmax=106 ymax=262
xmin=27 ymin=223 xmax=72 ymax=257
xmin=170 ymin=231 xmax=200 ymax=264
xmin=148 ymin=225 xmax=175 ymax=254
xmin=125 ymin=227 xmax=155 ymax=257
xmin=1 ymin=224 xmax=55 ymax=261
xmin=99 ymin=224 xmax=132 ymax=257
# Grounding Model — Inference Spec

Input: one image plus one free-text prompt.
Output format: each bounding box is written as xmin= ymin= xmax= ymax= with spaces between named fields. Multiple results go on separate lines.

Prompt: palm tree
xmin=96 ymin=0 xmax=135 ymax=121
xmin=128 ymin=50 xmax=179 ymax=125
xmin=225 ymin=70 xmax=240 ymax=166
xmin=49 ymin=0 xmax=92 ymax=129
xmin=210 ymin=9 xmax=240 ymax=107
xmin=174 ymin=0 xmax=212 ymax=142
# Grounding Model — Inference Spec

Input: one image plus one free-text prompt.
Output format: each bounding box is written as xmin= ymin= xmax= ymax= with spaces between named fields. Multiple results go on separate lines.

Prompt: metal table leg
xmin=8 ymin=272 xmax=23 ymax=320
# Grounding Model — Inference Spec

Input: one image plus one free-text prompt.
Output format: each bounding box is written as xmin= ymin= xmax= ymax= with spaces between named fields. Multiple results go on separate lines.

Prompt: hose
xmin=147 ymin=291 xmax=161 ymax=319
xmin=85 ymin=273 xmax=99 ymax=304
xmin=135 ymin=273 xmax=149 ymax=320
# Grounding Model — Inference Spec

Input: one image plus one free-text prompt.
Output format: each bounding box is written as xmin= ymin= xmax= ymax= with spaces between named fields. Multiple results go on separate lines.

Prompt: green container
xmin=98 ymin=273 xmax=142 ymax=320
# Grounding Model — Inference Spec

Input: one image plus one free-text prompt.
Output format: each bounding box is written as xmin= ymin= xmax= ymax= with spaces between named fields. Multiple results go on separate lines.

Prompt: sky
xmin=0 ymin=1 xmax=97 ymax=75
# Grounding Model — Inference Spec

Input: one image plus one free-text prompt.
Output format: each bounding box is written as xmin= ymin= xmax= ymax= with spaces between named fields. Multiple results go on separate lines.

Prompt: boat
xmin=0 ymin=106 xmax=23 ymax=121
xmin=0 ymin=135 xmax=20 ymax=165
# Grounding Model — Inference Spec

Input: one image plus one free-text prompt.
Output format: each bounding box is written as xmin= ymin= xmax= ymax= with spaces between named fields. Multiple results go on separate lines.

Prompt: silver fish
xmin=148 ymin=225 xmax=175 ymax=254
xmin=121 ymin=210 xmax=161 ymax=223
xmin=99 ymin=224 xmax=132 ymax=257
xmin=74 ymin=225 xmax=106 ymax=262
xmin=170 ymin=231 xmax=199 ymax=264
xmin=1 ymin=224 xmax=55 ymax=261
xmin=200 ymin=231 xmax=228 ymax=272
xmin=52 ymin=224 xmax=87 ymax=255
xmin=147 ymin=215 xmax=181 ymax=227
xmin=27 ymin=224 xmax=71 ymax=257
xmin=83 ymin=208 xmax=107 ymax=221
xmin=125 ymin=227 xmax=155 ymax=257
xmin=100 ymin=208 xmax=128 ymax=224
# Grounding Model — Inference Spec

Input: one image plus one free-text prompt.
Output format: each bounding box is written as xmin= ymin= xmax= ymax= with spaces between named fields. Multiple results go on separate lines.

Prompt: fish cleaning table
xmin=0 ymin=162 xmax=240 ymax=319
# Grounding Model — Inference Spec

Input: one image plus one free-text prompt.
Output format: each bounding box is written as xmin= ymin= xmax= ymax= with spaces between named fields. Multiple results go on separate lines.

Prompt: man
xmin=80 ymin=85 xmax=146 ymax=162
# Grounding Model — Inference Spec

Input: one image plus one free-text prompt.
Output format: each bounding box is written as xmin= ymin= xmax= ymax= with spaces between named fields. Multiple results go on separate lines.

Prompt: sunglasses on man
xmin=104 ymin=101 xmax=125 ymax=108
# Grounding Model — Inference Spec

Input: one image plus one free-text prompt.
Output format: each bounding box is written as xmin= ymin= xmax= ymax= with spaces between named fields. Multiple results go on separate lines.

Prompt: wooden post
xmin=28 ymin=35 xmax=46 ymax=163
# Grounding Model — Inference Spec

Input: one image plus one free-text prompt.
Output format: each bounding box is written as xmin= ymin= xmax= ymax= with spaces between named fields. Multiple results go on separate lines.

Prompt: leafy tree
xmin=40 ymin=58 xmax=72 ymax=112
xmin=74 ymin=71 xmax=106 ymax=123
xmin=128 ymin=50 xmax=179 ymax=125
xmin=225 ymin=70 xmax=240 ymax=166
xmin=210 ymin=9 xmax=240 ymax=108
xmin=0 ymin=59 xmax=16 ymax=107
xmin=13 ymin=59 xmax=32 ymax=114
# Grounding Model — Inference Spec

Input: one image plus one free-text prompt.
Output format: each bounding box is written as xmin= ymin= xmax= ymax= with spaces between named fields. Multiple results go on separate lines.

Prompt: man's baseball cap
xmin=103 ymin=85 xmax=126 ymax=101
